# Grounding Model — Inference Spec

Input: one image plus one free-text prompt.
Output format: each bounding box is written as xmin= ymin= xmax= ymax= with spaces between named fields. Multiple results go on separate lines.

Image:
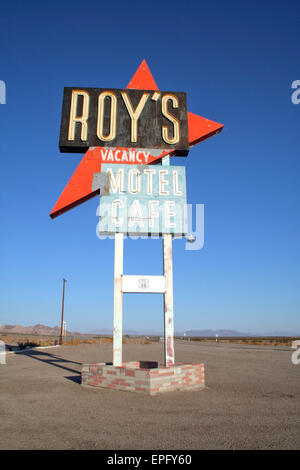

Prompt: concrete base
xmin=81 ymin=361 xmax=205 ymax=395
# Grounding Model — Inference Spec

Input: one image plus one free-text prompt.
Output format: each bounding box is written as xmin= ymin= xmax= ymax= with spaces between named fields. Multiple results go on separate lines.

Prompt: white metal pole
xmin=113 ymin=232 xmax=124 ymax=366
xmin=163 ymin=233 xmax=175 ymax=367
xmin=162 ymin=155 xmax=175 ymax=367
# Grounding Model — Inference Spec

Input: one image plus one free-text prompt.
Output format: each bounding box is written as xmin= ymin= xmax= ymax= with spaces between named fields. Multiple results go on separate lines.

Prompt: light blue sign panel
xmin=98 ymin=164 xmax=188 ymax=236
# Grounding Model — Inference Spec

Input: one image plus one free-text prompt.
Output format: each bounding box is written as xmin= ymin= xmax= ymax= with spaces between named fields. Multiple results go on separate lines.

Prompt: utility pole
xmin=60 ymin=278 xmax=67 ymax=345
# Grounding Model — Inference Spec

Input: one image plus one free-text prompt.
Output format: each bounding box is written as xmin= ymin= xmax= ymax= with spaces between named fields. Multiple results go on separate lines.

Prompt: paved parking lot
xmin=0 ymin=340 xmax=299 ymax=449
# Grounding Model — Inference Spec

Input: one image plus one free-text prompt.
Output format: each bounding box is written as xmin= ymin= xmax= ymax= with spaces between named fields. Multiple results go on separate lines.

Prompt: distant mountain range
xmin=182 ymin=329 xmax=244 ymax=337
xmin=90 ymin=328 xmax=299 ymax=337
xmin=0 ymin=324 xmax=82 ymax=336
xmin=88 ymin=328 xmax=247 ymax=337
xmin=0 ymin=324 xmax=298 ymax=337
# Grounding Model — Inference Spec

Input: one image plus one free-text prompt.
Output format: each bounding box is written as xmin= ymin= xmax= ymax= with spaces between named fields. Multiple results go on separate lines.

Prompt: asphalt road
xmin=0 ymin=341 xmax=299 ymax=450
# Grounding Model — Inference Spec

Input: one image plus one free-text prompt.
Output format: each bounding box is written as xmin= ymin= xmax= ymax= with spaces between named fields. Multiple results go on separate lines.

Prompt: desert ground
xmin=0 ymin=340 xmax=299 ymax=450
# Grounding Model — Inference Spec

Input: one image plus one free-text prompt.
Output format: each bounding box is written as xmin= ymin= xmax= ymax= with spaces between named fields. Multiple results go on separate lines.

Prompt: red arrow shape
xmin=50 ymin=60 xmax=223 ymax=218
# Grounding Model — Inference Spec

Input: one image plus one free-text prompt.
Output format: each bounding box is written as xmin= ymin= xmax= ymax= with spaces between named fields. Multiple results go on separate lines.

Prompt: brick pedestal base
xmin=81 ymin=361 xmax=205 ymax=395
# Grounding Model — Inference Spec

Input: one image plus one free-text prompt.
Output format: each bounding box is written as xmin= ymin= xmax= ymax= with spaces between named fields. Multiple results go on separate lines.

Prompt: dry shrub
xmin=63 ymin=338 xmax=96 ymax=346
xmin=100 ymin=337 xmax=113 ymax=344
xmin=124 ymin=338 xmax=152 ymax=345
xmin=36 ymin=339 xmax=55 ymax=347
xmin=0 ymin=335 xmax=55 ymax=347
xmin=82 ymin=338 xmax=98 ymax=344
xmin=188 ymin=337 xmax=297 ymax=347
xmin=18 ymin=341 xmax=39 ymax=349
xmin=18 ymin=338 xmax=54 ymax=348
xmin=63 ymin=338 xmax=81 ymax=346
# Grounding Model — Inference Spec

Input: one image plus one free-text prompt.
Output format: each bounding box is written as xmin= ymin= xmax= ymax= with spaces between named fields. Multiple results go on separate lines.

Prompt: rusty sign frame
xmin=113 ymin=156 xmax=175 ymax=368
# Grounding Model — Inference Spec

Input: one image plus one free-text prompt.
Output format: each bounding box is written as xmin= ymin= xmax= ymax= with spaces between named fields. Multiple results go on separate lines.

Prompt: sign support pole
xmin=111 ymin=157 xmax=176 ymax=368
xmin=113 ymin=232 xmax=124 ymax=366
xmin=162 ymin=156 xmax=175 ymax=367
xmin=163 ymin=234 xmax=175 ymax=367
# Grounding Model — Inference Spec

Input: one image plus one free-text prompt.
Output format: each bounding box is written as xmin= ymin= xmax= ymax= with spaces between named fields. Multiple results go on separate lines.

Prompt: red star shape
xmin=50 ymin=60 xmax=223 ymax=218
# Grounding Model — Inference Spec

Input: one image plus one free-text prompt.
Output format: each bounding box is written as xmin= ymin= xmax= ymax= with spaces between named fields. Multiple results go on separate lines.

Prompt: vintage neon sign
xmin=59 ymin=87 xmax=189 ymax=155
xmin=50 ymin=60 xmax=223 ymax=219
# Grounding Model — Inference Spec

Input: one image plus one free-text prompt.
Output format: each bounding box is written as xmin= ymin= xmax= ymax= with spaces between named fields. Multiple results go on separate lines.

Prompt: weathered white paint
xmin=161 ymin=156 xmax=175 ymax=367
xmin=163 ymin=233 xmax=175 ymax=367
xmin=113 ymin=233 xmax=124 ymax=367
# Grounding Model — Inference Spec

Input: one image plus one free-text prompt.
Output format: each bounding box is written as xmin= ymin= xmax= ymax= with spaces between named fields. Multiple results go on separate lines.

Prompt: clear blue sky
xmin=0 ymin=0 xmax=299 ymax=334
